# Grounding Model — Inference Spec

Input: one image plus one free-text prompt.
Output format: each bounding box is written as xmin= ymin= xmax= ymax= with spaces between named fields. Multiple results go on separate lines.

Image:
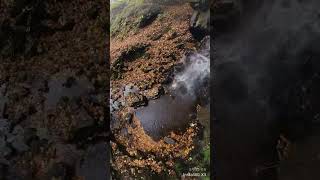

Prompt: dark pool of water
xmin=135 ymin=93 xmax=197 ymax=140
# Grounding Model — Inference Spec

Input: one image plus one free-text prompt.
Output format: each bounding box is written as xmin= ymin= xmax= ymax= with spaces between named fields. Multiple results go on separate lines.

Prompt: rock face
xmin=189 ymin=0 xmax=210 ymax=41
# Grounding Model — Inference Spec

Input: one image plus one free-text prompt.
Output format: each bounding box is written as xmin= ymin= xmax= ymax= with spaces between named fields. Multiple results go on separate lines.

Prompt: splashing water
xmin=171 ymin=38 xmax=210 ymax=97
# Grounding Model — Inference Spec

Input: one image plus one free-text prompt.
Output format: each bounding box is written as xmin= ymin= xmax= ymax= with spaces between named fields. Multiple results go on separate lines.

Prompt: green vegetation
xmin=111 ymin=0 xmax=145 ymax=10
xmin=110 ymin=0 xmax=161 ymax=38
xmin=203 ymin=145 xmax=210 ymax=166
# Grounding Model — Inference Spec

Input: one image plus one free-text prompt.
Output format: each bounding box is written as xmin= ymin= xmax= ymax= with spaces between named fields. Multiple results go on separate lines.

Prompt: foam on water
xmin=171 ymin=38 xmax=210 ymax=97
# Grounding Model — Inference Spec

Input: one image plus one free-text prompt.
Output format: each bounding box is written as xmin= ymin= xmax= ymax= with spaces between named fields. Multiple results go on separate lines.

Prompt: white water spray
xmin=171 ymin=38 xmax=210 ymax=96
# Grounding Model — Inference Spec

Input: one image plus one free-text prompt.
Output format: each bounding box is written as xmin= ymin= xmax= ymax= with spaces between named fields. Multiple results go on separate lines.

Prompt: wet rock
xmin=125 ymin=93 xmax=148 ymax=108
xmin=189 ymin=10 xmax=209 ymax=41
xmin=163 ymin=137 xmax=176 ymax=145
xmin=189 ymin=0 xmax=210 ymax=41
